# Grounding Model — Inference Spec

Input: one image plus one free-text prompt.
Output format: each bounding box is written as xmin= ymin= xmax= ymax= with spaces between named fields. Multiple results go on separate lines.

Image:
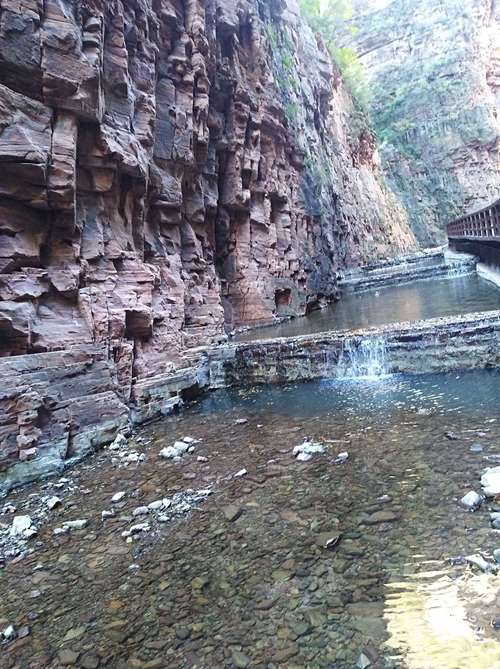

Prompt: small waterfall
xmin=446 ymin=262 xmax=474 ymax=278
xmin=337 ymin=336 xmax=388 ymax=380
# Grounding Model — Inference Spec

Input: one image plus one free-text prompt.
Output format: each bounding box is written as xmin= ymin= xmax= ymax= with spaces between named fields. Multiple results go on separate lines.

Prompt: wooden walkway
xmin=447 ymin=198 xmax=500 ymax=242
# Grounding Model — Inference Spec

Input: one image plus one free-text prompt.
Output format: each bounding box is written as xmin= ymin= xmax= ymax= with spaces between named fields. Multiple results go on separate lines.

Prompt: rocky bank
xmin=0 ymin=0 xmax=416 ymax=486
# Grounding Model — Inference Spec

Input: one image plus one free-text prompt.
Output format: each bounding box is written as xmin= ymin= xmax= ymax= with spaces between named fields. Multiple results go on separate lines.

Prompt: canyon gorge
xmin=343 ymin=0 xmax=500 ymax=244
xmin=2 ymin=1 xmax=500 ymax=668
xmin=0 ymin=0 xmax=419 ymax=485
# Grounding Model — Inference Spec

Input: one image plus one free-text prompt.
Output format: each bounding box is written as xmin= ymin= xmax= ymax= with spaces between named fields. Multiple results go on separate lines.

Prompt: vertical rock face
xmin=0 ymin=0 xmax=415 ymax=485
xmin=344 ymin=0 xmax=500 ymax=245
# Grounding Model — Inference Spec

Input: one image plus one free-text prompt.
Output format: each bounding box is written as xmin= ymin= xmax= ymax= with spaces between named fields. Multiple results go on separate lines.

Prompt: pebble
xmin=481 ymin=466 xmax=500 ymax=496
xmin=80 ymin=652 xmax=100 ymax=668
xmin=493 ymin=548 xmax=500 ymax=564
xmin=132 ymin=506 xmax=149 ymax=516
xmin=465 ymin=554 xmax=497 ymax=574
xmin=315 ymin=532 xmax=341 ymax=550
xmin=223 ymin=505 xmax=242 ymax=522
xmin=58 ymin=649 xmax=80 ymax=665
xmin=111 ymin=492 xmax=126 ymax=503
xmin=460 ymin=491 xmax=483 ymax=510
xmin=470 ymin=443 xmax=484 ymax=453
xmin=363 ymin=510 xmax=399 ymax=525
xmin=175 ymin=626 xmax=191 ymax=640
xmin=445 ymin=432 xmax=459 ymax=440
xmin=159 ymin=438 xmax=196 ymax=459
xmin=101 ymin=510 xmax=115 ymax=519
xmin=334 ymin=451 xmax=349 ymax=464
xmin=231 ymin=650 xmax=250 ymax=668
xmin=46 ymin=496 xmax=62 ymax=510
xmin=293 ymin=440 xmax=325 ymax=460
xmin=53 ymin=527 xmax=69 ymax=536
xmin=2 ymin=624 xmax=16 ymax=640
xmin=234 ymin=468 xmax=248 ymax=478
xmin=62 ymin=519 xmax=88 ymax=531
xmin=10 ymin=515 xmax=34 ymax=538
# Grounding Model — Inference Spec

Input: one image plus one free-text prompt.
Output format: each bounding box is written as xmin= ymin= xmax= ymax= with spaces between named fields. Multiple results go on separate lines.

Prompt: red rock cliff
xmin=0 ymin=0 xmax=415 ymax=489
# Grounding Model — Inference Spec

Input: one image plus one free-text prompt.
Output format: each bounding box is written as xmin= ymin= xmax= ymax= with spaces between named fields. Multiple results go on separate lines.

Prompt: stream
xmin=235 ymin=274 xmax=500 ymax=342
xmin=2 ymin=370 xmax=500 ymax=668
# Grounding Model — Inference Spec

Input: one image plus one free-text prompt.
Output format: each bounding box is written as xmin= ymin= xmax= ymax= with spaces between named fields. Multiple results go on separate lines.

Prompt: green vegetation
xmin=265 ymin=23 xmax=298 ymax=99
xmin=298 ymin=0 xmax=368 ymax=108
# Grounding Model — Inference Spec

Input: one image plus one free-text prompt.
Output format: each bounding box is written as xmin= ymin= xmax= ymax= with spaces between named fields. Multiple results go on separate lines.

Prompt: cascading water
xmin=337 ymin=336 xmax=388 ymax=379
xmin=445 ymin=262 xmax=475 ymax=279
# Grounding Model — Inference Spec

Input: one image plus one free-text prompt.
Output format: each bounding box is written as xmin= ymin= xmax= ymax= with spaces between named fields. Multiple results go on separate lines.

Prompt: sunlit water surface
xmin=236 ymin=274 xmax=500 ymax=341
xmin=2 ymin=371 xmax=500 ymax=668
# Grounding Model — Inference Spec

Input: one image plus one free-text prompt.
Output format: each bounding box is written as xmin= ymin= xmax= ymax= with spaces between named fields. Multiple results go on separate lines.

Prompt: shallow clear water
xmin=2 ymin=370 xmax=500 ymax=668
xmin=236 ymin=274 xmax=500 ymax=341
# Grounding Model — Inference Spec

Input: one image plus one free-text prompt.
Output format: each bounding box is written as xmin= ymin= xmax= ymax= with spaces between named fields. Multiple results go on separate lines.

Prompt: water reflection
xmin=385 ymin=571 xmax=500 ymax=668
xmin=236 ymin=274 xmax=500 ymax=341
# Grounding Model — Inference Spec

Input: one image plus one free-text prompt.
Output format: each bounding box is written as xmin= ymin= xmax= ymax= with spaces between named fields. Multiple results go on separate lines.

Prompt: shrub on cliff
xmin=299 ymin=0 xmax=368 ymax=108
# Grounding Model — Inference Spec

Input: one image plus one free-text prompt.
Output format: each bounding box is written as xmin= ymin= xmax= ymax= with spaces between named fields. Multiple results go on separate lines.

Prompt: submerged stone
xmin=223 ymin=505 xmax=242 ymax=522
xmin=363 ymin=511 xmax=400 ymax=525
xmin=460 ymin=491 xmax=483 ymax=510
xmin=293 ymin=441 xmax=325 ymax=460
xmin=231 ymin=650 xmax=250 ymax=668
xmin=481 ymin=466 xmax=500 ymax=496
xmin=470 ymin=443 xmax=484 ymax=453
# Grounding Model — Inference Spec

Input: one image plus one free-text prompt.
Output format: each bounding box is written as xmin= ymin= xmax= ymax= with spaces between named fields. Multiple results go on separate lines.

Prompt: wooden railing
xmin=447 ymin=199 xmax=500 ymax=240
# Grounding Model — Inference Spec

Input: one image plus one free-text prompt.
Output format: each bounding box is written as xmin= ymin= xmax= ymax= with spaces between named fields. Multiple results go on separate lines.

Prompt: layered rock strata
xmin=208 ymin=311 xmax=500 ymax=388
xmin=2 ymin=309 xmax=500 ymax=493
xmin=0 ymin=0 xmax=416 ymax=486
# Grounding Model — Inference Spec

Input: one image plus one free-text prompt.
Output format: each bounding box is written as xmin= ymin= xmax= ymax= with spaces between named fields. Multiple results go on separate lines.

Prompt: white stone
xmin=460 ymin=491 xmax=483 ymax=510
xmin=129 ymin=523 xmax=150 ymax=534
xmin=46 ymin=496 xmax=62 ymax=510
xmin=182 ymin=436 xmax=198 ymax=444
xmin=174 ymin=440 xmax=190 ymax=454
xmin=111 ymin=492 xmax=126 ymax=503
xmin=292 ymin=440 xmax=325 ymax=460
xmin=234 ymin=469 xmax=248 ymax=478
xmin=197 ymin=456 xmax=208 ymax=463
xmin=53 ymin=527 xmax=69 ymax=536
xmin=148 ymin=500 xmax=164 ymax=511
xmin=132 ymin=506 xmax=149 ymax=517
xmin=101 ymin=510 xmax=115 ymax=519
xmin=334 ymin=452 xmax=349 ymax=464
xmin=2 ymin=625 xmax=16 ymax=640
xmin=481 ymin=466 xmax=500 ymax=496
xmin=10 ymin=515 xmax=33 ymax=537
xmin=159 ymin=446 xmax=177 ymax=459
xmin=63 ymin=519 xmax=88 ymax=530
xmin=162 ymin=498 xmax=172 ymax=509
xmin=465 ymin=554 xmax=496 ymax=573
xmin=356 ymin=653 xmax=372 ymax=669
xmin=160 ymin=440 xmax=192 ymax=459
xmin=109 ymin=433 xmax=127 ymax=451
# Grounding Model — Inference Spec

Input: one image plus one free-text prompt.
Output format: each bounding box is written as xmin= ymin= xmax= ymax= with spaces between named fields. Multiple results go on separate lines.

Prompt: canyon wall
xmin=0 ymin=0 xmax=416 ymax=488
xmin=342 ymin=0 xmax=500 ymax=245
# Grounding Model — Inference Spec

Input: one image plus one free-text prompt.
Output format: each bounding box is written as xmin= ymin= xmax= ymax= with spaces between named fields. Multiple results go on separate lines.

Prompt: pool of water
xmin=236 ymin=274 xmax=500 ymax=341
xmin=2 ymin=370 xmax=500 ymax=668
